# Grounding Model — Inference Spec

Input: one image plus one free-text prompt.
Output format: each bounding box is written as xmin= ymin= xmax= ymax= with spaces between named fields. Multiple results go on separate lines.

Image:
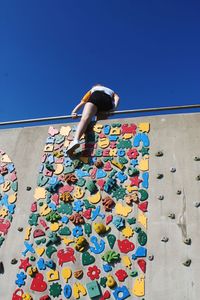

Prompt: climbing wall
xmin=0 ymin=113 xmax=200 ymax=300
xmin=11 ymin=121 xmax=149 ymax=300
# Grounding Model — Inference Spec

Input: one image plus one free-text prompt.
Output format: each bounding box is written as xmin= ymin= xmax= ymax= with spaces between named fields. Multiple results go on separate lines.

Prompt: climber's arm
xmin=71 ymin=90 xmax=91 ymax=118
xmin=113 ymin=93 xmax=120 ymax=109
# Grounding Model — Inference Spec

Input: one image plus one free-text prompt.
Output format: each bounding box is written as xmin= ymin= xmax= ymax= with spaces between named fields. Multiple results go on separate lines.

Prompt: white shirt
xmin=90 ymin=85 xmax=114 ymax=97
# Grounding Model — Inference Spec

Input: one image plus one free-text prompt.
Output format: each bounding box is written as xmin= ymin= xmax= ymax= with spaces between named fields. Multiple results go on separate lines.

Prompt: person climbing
xmin=67 ymin=84 xmax=120 ymax=153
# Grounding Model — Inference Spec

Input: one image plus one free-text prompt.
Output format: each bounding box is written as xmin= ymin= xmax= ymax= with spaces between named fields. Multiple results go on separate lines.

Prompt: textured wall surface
xmin=0 ymin=113 xmax=199 ymax=300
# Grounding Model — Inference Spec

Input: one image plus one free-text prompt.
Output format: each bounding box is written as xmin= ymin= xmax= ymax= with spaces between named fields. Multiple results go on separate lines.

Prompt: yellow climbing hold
xmin=22 ymin=293 xmax=32 ymax=300
xmin=93 ymin=123 xmax=103 ymax=133
xmin=44 ymin=144 xmax=54 ymax=152
xmin=109 ymin=149 xmax=117 ymax=157
xmin=138 ymin=155 xmax=149 ymax=171
xmin=111 ymin=160 xmax=124 ymax=170
xmin=123 ymin=133 xmax=133 ymax=139
xmin=106 ymin=274 xmax=116 ymax=288
xmin=2 ymin=181 xmax=11 ymax=192
xmin=47 ymin=269 xmax=60 ymax=282
xmin=73 ymin=283 xmax=87 ymax=299
xmin=61 ymin=267 xmax=72 ymax=282
xmin=88 ymin=191 xmax=101 ymax=204
xmin=138 ymin=211 xmax=147 ymax=229
xmin=50 ymin=222 xmax=62 ymax=232
xmin=122 ymin=256 xmax=132 ymax=269
xmin=24 ymin=227 xmax=32 ymax=240
xmin=60 ymin=126 xmax=71 ymax=136
xmin=125 ymin=185 xmax=138 ymax=193
xmin=35 ymin=247 xmax=45 ymax=256
xmin=0 ymin=208 xmax=8 ymax=217
xmin=40 ymin=204 xmax=51 ymax=216
xmin=34 ymin=187 xmax=46 ymax=200
xmin=138 ymin=122 xmax=150 ymax=133
xmin=98 ymin=137 xmax=110 ymax=149
xmin=115 ymin=203 xmax=132 ymax=217
xmin=122 ymin=226 xmax=134 ymax=238
xmin=8 ymin=192 xmax=17 ymax=204
xmin=1 ymin=154 xmax=12 ymax=163
xmin=73 ymin=186 xmax=85 ymax=199
xmin=132 ymin=275 xmax=145 ymax=297
xmin=110 ymin=127 xmax=121 ymax=135
xmin=62 ymin=237 xmax=74 ymax=245
xmin=54 ymin=163 xmax=64 ymax=175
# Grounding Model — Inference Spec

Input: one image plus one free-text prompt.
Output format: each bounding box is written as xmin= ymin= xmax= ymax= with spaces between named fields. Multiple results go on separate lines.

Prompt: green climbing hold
xmin=37 ymin=174 xmax=49 ymax=187
xmin=86 ymin=180 xmax=98 ymax=194
xmin=75 ymin=178 xmax=86 ymax=187
xmin=100 ymin=277 xmax=107 ymax=288
xmin=30 ymin=256 xmax=36 ymax=262
xmin=63 ymin=166 xmax=74 ymax=174
xmin=128 ymin=167 xmax=139 ymax=177
xmin=130 ymin=270 xmax=138 ymax=277
xmin=82 ymin=164 xmax=93 ymax=173
xmin=127 ymin=217 xmax=136 ymax=225
xmin=84 ymin=223 xmax=92 ymax=237
xmin=49 ymin=282 xmax=62 ymax=297
xmin=86 ymin=281 xmax=101 ymax=298
xmin=82 ymin=251 xmax=95 ymax=266
xmin=46 ymin=232 xmax=60 ymax=246
xmin=83 ymin=199 xmax=95 ymax=209
xmin=11 ymin=181 xmax=18 ymax=192
xmin=8 ymin=214 xmax=13 ymax=222
xmin=28 ymin=213 xmax=39 ymax=226
xmin=46 ymin=245 xmax=57 ymax=258
xmin=35 ymin=238 xmax=46 ymax=245
xmin=59 ymin=226 xmax=71 ymax=236
xmin=112 ymin=123 xmax=121 ymax=127
xmin=73 ymin=159 xmax=83 ymax=169
xmin=57 ymin=203 xmax=72 ymax=215
xmin=109 ymin=169 xmax=117 ymax=178
xmin=139 ymin=189 xmax=148 ymax=201
xmin=45 ymin=163 xmax=55 ymax=172
xmin=103 ymin=157 xmax=112 ymax=162
xmin=119 ymin=157 xmax=128 ymax=164
xmin=138 ymin=230 xmax=147 ymax=246
xmin=46 ymin=211 xmax=61 ymax=223
xmin=55 ymin=134 xmax=65 ymax=144
xmin=135 ymin=227 xmax=141 ymax=233
xmin=139 ymin=146 xmax=149 ymax=156
xmin=112 ymin=186 xmax=126 ymax=201
xmin=107 ymin=234 xmax=116 ymax=249
xmin=0 ymin=236 xmax=5 ymax=246
xmin=102 ymin=250 xmax=120 ymax=263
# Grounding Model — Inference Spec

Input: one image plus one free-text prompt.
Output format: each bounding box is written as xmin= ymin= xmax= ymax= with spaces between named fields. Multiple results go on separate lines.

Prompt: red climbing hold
xmin=115 ymin=269 xmax=128 ymax=282
xmin=19 ymin=258 xmax=31 ymax=272
xmin=57 ymin=247 xmax=76 ymax=266
xmin=138 ymin=201 xmax=148 ymax=212
xmin=117 ymin=239 xmax=135 ymax=253
xmin=0 ymin=218 xmax=11 ymax=235
xmin=30 ymin=273 xmax=47 ymax=292
xmin=137 ymin=259 xmax=146 ymax=273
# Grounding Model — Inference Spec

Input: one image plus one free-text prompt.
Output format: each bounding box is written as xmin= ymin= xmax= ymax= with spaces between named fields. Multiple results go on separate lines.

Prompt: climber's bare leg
xmin=74 ymin=102 xmax=97 ymax=141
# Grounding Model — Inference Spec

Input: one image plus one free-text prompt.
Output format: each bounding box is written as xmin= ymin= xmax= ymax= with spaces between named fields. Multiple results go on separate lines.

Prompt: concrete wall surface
xmin=0 ymin=113 xmax=199 ymax=300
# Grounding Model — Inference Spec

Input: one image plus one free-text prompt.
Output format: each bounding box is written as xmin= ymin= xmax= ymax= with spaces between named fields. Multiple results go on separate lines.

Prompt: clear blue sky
xmin=0 ymin=0 xmax=200 ymax=123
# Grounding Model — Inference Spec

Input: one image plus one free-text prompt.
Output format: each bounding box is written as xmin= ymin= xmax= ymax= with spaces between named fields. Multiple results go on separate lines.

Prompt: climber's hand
xmin=71 ymin=112 xmax=78 ymax=119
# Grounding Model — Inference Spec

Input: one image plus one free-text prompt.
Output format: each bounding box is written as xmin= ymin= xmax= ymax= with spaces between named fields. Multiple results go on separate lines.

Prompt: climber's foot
xmin=66 ymin=139 xmax=80 ymax=154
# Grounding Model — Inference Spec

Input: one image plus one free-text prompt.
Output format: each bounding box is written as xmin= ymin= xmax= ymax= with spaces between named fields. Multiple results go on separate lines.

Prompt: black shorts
xmin=88 ymin=91 xmax=114 ymax=112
